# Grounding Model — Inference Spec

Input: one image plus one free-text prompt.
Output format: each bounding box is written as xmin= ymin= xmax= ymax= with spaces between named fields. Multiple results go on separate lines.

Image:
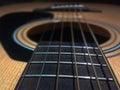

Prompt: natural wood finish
xmin=0 ymin=2 xmax=120 ymax=90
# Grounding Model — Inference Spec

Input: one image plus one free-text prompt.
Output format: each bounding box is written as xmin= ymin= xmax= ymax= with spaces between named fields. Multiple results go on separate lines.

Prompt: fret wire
xmin=15 ymin=31 xmax=45 ymax=90
xmin=35 ymin=52 xmax=102 ymax=56
xmin=76 ymin=6 xmax=102 ymax=90
xmin=38 ymin=45 xmax=99 ymax=49
xmin=35 ymin=22 xmax=56 ymax=90
xmin=30 ymin=61 xmax=107 ymax=67
xmin=70 ymin=4 xmax=80 ymax=90
xmin=23 ymin=74 xmax=113 ymax=81
xmin=78 ymin=4 xmax=120 ymax=89
xmin=55 ymin=8 xmax=64 ymax=90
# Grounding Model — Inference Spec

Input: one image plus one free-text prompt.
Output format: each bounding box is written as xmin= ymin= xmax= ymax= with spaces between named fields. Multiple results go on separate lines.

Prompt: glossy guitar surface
xmin=0 ymin=2 xmax=120 ymax=90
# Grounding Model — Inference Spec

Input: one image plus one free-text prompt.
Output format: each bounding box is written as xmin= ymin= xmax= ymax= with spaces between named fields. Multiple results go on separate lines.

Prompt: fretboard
xmin=15 ymin=42 xmax=118 ymax=90
xmin=15 ymin=17 xmax=119 ymax=89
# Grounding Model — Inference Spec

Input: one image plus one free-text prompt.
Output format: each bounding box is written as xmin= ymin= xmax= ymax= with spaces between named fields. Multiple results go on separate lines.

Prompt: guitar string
xmin=53 ymin=2 xmax=61 ymax=89
xmin=35 ymin=3 xmax=66 ymax=90
xmin=75 ymin=4 xmax=94 ymax=90
xmin=54 ymin=2 xmax=76 ymax=90
xmin=55 ymin=3 xmax=65 ymax=90
xmin=72 ymin=2 xmax=99 ymax=88
xmin=77 ymin=4 xmax=120 ymax=89
xmin=67 ymin=2 xmax=76 ymax=90
xmin=54 ymin=3 xmax=77 ymax=89
xmin=75 ymin=4 xmax=102 ymax=90
xmin=15 ymin=31 xmax=45 ymax=90
xmin=70 ymin=9 xmax=77 ymax=89
xmin=69 ymin=3 xmax=77 ymax=89
xmin=92 ymin=43 xmax=111 ymax=88
xmin=69 ymin=2 xmax=80 ymax=90
xmin=16 ymin=8 xmax=58 ymax=90
xmin=73 ymin=3 xmax=94 ymax=89
xmin=35 ymin=21 xmax=57 ymax=90
xmin=77 ymin=3 xmax=120 ymax=89
xmin=82 ymin=3 xmax=120 ymax=88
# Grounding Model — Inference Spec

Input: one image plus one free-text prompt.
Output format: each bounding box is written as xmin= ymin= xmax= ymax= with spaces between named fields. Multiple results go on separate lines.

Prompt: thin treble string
xmin=35 ymin=18 xmax=59 ymax=90
xmin=63 ymin=2 xmax=76 ymax=89
xmin=69 ymin=3 xmax=80 ymax=90
xmin=66 ymin=3 xmax=76 ymax=90
xmin=36 ymin=30 xmax=55 ymax=90
xmin=55 ymin=4 xmax=64 ymax=90
xmin=16 ymin=31 xmax=45 ymax=90
xmin=78 ymin=5 xmax=120 ymax=89
xmin=73 ymin=4 xmax=95 ymax=89
xmin=35 ymin=6 xmax=62 ymax=90
xmin=76 ymin=4 xmax=102 ymax=90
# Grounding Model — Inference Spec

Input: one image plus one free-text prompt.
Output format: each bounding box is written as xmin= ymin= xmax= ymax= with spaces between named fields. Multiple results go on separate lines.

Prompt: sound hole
xmin=27 ymin=22 xmax=110 ymax=44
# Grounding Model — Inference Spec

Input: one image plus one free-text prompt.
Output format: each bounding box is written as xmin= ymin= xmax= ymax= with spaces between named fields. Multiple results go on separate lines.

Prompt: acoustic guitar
xmin=0 ymin=2 xmax=120 ymax=90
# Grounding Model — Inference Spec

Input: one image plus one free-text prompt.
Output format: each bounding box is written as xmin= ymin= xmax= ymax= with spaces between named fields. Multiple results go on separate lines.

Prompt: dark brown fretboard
xmin=15 ymin=20 xmax=119 ymax=90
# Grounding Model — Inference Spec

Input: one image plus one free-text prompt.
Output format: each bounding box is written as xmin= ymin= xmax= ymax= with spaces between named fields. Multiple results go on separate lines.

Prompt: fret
xmin=34 ymin=52 xmax=102 ymax=56
xmin=22 ymin=74 xmax=113 ymax=81
xmin=17 ymin=77 xmax=117 ymax=90
xmin=29 ymin=61 xmax=107 ymax=67
xmin=31 ymin=54 xmax=107 ymax=64
xmin=38 ymin=45 xmax=99 ymax=49
xmin=37 ymin=45 xmax=100 ymax=54
xmin=25 ymin=63 xmax=113 ymax=78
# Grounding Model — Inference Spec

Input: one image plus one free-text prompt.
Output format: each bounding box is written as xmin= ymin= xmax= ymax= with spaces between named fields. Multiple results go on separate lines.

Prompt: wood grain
xmin=0 ymin=2 xmax=120 ymax=90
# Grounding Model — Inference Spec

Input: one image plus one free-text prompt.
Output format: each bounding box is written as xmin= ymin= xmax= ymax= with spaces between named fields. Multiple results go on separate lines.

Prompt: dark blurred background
xmin=0 ymin=0 xmax=120 ymax=6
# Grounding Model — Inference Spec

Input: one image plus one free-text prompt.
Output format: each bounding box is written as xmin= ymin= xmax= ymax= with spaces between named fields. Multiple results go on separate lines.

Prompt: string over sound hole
xmin=27 ymin=22 xmax=110 ymax=45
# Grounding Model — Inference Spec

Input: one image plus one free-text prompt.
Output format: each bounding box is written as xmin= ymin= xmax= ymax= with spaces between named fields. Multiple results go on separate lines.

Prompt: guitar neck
xmin=15 ymin=25 xmax=119 ymax=90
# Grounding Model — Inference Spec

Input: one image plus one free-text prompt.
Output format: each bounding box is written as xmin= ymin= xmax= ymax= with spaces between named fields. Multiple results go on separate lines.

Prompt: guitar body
xmin=0 ymin=2 xmax=120 ymax=90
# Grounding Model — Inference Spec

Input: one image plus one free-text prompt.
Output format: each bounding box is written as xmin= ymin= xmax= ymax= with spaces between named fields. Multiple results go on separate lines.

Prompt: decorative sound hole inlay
xmin=13 ymin=19 xmax=120 ymax=58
